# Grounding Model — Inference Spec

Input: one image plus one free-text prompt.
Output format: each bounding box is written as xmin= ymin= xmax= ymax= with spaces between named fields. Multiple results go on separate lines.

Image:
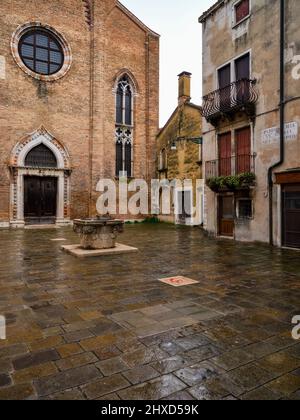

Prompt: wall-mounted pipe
xmin=268 ymin=0 xmax=286 ymax=246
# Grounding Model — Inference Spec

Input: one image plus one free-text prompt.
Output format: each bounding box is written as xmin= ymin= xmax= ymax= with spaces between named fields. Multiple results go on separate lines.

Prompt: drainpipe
xmin=268 ymin=0 xmax=285 ymax=246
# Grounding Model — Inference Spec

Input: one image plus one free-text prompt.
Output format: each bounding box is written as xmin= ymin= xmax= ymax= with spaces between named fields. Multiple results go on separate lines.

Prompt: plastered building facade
xmin=200 ymin=0 xmax=300 ymax=248
xmin=157 ymin=72 xmax=203 ymax=225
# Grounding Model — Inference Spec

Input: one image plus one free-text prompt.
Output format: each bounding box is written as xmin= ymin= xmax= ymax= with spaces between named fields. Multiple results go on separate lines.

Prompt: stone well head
xmin=73 ymin=215 xmax=124 ymax=250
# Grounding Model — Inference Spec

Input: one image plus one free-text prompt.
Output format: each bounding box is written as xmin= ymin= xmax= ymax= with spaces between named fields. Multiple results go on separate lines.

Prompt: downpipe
xmin=268 ymin=0 xmax=285 ymax=246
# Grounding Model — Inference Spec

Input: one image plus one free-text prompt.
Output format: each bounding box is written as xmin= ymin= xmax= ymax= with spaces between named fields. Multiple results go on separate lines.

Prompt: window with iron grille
xmin=115 ymin=128 xmax=132 ymax=177
xmin=237 ymin=198 xmax=253 ymax=219
xmin=234 ymin=0 xmax=250 ymax=25
xmin=25 ymin=144 xmax=57 ymax=168
xmin=115 ymin=75 xmax=134 ymax=177
xmin=18 ymin=29 xmax=64 ymax=76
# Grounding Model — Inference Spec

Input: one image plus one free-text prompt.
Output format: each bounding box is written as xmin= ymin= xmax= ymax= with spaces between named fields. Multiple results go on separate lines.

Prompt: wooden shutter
xmin=219 ymin=132 xmax=232 ymax=176
xmin=236 ymin=126 xmax=251 ymax=173
xmin=235 ymin=0 xmax=250 ymax=24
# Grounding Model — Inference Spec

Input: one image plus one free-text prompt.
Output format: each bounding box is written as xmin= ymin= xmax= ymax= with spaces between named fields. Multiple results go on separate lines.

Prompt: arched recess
xmin=9 ymin=126 xmax=72 ymax=227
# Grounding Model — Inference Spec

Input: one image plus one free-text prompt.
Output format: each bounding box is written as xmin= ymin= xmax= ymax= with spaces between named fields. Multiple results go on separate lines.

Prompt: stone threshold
xmin=61 ymin=243 xmax=138 ymax=258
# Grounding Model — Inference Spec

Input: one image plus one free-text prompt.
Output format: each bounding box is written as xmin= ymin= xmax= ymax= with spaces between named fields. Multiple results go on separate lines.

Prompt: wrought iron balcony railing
xmin=202 ymin=79 xmax=258 ymax=124
xmin=205 ymin=154 xmax=256 ymax=179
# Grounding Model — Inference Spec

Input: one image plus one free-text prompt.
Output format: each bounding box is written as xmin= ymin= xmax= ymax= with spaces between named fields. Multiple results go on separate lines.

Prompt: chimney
xmin=178 ymin=71 xmax=192 ymax=105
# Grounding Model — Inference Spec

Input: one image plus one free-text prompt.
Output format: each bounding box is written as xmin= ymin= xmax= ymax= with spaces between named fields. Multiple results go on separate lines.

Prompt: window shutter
xmin=235 ymin=0 xmax=250 ymax=24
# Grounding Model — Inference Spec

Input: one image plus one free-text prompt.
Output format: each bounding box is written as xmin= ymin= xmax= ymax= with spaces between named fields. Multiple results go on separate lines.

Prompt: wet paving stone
xmin=226 ymin=363 xmax=277 ymax=393
xmin=162 ymin=390 xmax=195 ymax=400
xmin=44 ymin=388 xmax=85 ymax=400
xmin=13 ymin=363 xmax=58 ymax=384
xmin=117 ymin=374 xmax=186 ymax=400
xmin=151 ymin=355 xmax=189 ymax=374
xmin=0 ymin=373 xmax=12 ymax=388
xmin=121 ymin=347 xmax=168 ymax=368
xmin=13 ymin=349 xmax=60 ymax=371
xmin=81 ymin=374 xmax=130 ymax=399
xmin=35 ymin=365 xmax=101 ymax=397
xmin=174 ymin=361 xmax=223 ymax=386
xmin=211 ymin=348 xmax=255 ymax=371
xmin=240 ymin=386 xmax=283 ymax=401
xmin=96 ymin=356 xmax=130 ymax=376
xmin=55 ymin=352 xmax=98 ymax=371
xmin=0 ymin=224 xmax=300 ymax=399
xmin=265 ymin=374 xmax=300 ymax=396
xmin=0 ymin=383 xmax=36 ymax=400
xmin=255 ymin=351 xmax=300 ymax=375
xmin=123 ymin=365 xmax=159 ymax=385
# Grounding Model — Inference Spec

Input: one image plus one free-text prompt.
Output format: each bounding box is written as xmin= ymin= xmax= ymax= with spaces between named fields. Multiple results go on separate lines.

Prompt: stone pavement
xmin=0 ymin=224 xmax=299 ymax=400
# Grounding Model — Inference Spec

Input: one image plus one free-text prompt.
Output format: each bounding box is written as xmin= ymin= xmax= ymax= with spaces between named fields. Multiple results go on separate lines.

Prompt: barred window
xmin=237 ymin=199 xmax=253 ymax=219
xmin=19 ymin=29 xmax=64 ymax=76
xmin=25 ymin=144 xmax=57 ymax=168
xmin=115 ymin=128 xmax=132 ymax=178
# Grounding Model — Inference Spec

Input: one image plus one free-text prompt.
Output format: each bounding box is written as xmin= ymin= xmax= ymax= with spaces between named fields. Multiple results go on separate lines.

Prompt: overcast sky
xmin=121 ymin=0 xmax=216 ymax=127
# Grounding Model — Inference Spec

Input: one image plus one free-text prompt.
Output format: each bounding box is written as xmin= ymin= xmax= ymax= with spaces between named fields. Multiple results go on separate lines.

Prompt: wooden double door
xmin=282 ymin=185 xmax=300 ymax=248
xmin=24 ymin=176 xmax=57 ymax=225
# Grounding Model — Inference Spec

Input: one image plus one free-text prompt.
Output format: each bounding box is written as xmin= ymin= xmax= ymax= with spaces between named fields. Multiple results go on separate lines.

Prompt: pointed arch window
xmin=116 ymin=76 xmax=133 ymax=126
xmin=25 ymin=144 xmax=57 ymax=168
xmin=115 ymin=75 xmax=134 ymax=177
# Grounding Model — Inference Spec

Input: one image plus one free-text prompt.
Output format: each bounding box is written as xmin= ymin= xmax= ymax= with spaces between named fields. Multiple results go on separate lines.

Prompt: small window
xmin=19 ymin=29 xmax=64 ymax=76
xmin=238 ymin=199 xmax=253 ymax=219
xmin=159 ymin=149 xmax=167 ymax=170
xmin=235 ymin=0 xmax=250 ymax=25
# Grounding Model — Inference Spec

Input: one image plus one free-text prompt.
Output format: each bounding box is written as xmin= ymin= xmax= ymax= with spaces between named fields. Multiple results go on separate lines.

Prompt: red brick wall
xmin=0 ymin=0 xmax=159 ymax=223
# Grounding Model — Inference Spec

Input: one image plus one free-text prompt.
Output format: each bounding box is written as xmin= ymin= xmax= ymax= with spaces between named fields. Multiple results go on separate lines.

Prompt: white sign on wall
xmin=0 ymin=56 xmax=5 ymax=80
xmin=261 ymin=122 xmax=298 ymax=145
xmin=0 ymin=315 xmax=6 ymax=340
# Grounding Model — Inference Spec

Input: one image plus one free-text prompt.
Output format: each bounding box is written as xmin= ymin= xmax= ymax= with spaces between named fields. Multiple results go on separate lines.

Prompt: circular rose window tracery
xmin=11 ymin=22 xmax=72 ymax=82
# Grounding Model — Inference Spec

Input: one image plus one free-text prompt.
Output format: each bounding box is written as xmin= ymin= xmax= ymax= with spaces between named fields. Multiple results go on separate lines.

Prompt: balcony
xmin=202 ymin=79 xmax=258 ymax=126
xmin=205 ymin=154 xmax=256 ymax=192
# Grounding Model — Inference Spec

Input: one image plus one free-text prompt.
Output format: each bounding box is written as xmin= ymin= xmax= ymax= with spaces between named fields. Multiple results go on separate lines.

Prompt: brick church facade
xmin=0 ymin=0 xmax=159 ymax=227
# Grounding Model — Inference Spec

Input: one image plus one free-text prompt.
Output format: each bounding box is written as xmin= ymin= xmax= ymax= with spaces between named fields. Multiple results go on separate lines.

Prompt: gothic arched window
xmin=115 ymin=75 xmax=134 ymax=177
xmin=25 ymin=144 xmax=57 ymax=168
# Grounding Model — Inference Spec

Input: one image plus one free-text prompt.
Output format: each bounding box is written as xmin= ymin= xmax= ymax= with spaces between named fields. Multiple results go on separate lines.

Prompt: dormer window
xmin=234 ymin=0 xmax=250 ymax=25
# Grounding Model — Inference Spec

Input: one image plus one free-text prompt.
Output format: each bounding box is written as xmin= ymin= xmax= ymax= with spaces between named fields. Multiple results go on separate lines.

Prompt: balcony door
xmin=236 ymin=126 xmax=251 ymax=173
xmin=219 ymin=132 xmax=232 ymax=176
xmin=218 ymin=64 xmax=231 ymax=111
xmin=235 ymin=53 xmax=250 ymax=102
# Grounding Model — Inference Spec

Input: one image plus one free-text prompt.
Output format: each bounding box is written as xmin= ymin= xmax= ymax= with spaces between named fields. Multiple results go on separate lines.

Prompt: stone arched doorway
xmin=9 ymin=127 xmax=72 ymax=227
